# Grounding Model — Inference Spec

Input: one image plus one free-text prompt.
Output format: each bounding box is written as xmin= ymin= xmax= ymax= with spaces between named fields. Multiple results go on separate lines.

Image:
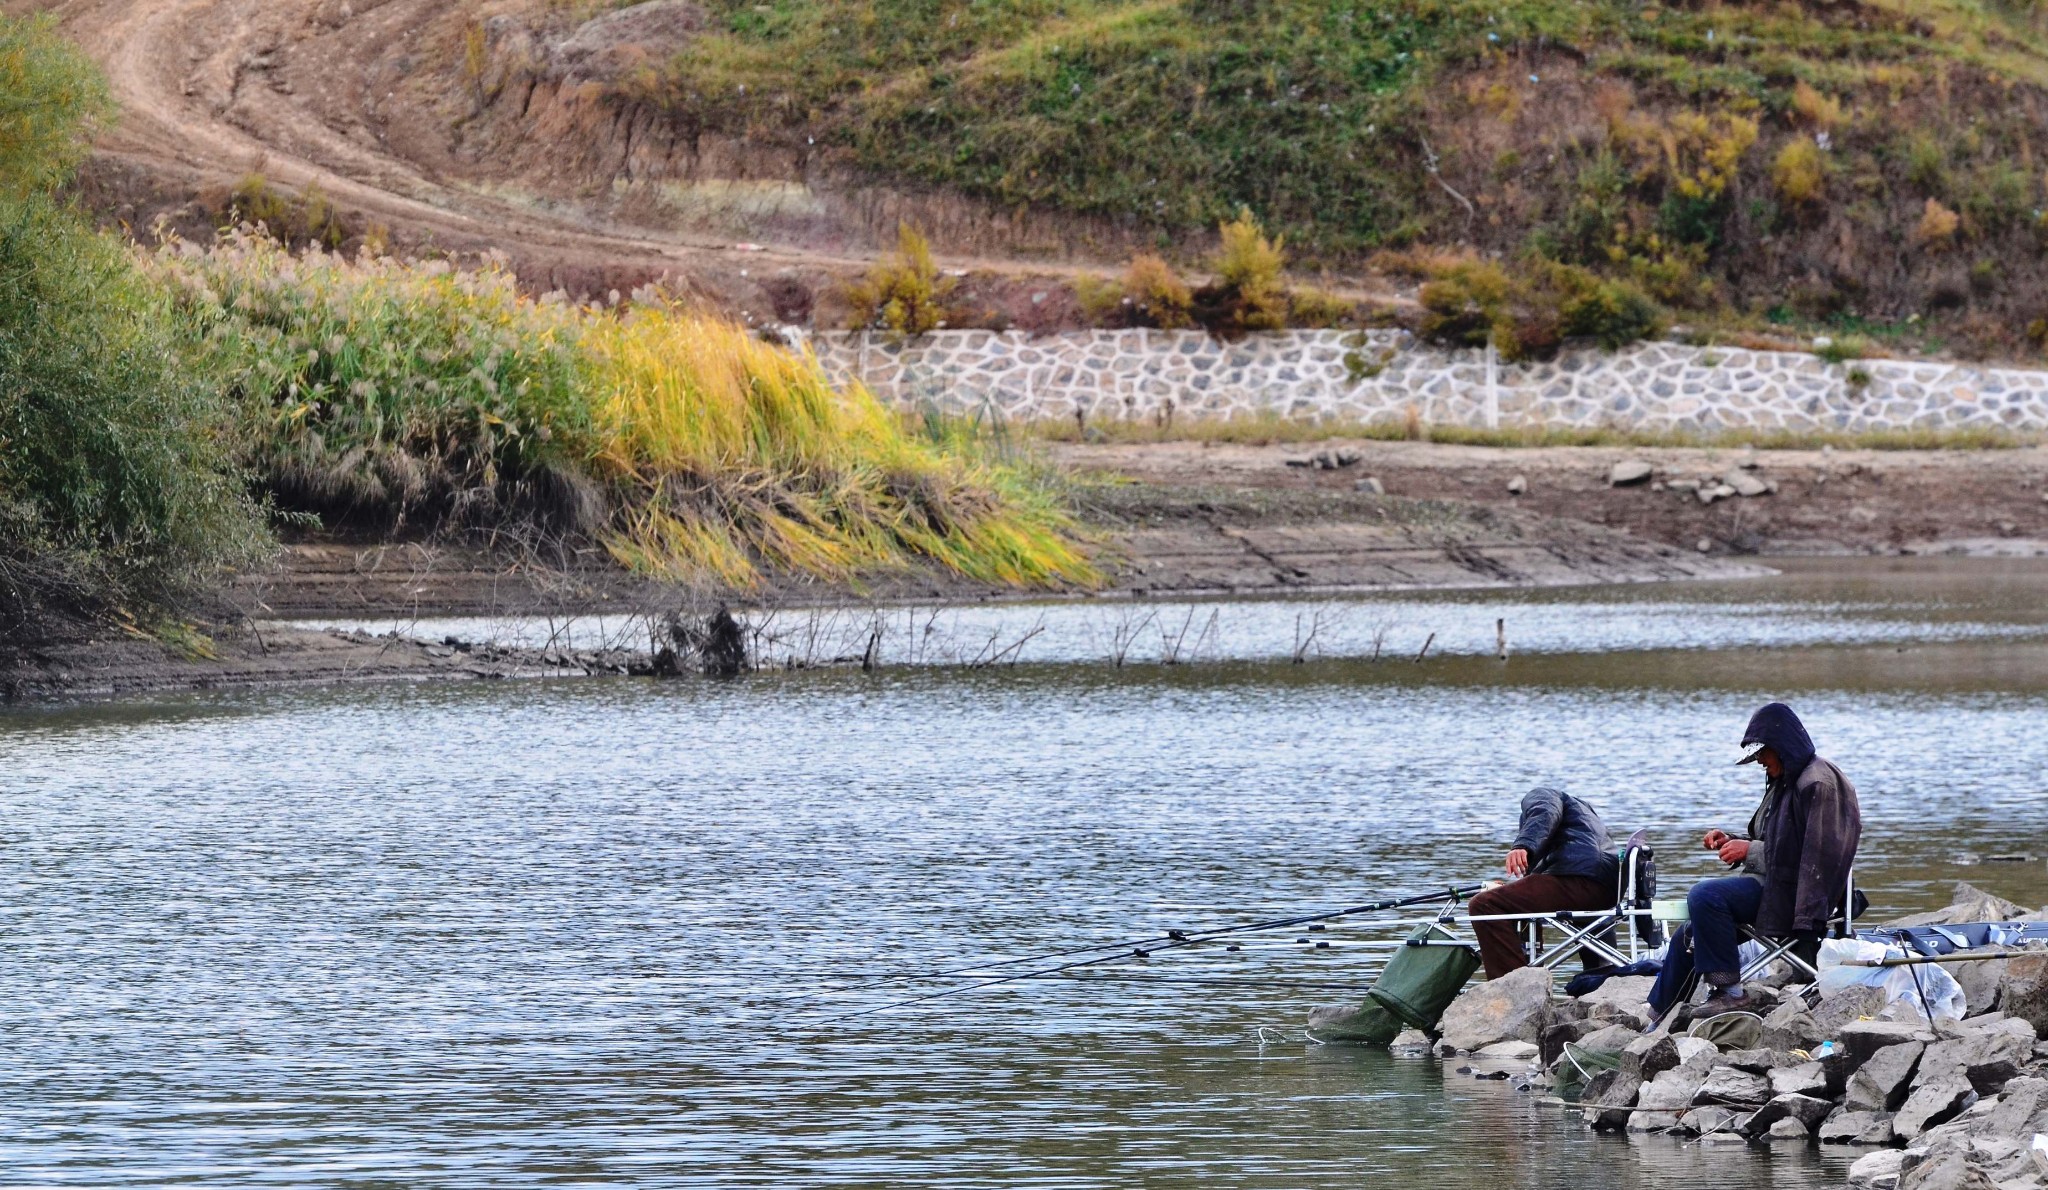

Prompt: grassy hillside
xmin=595 ymin=0 xmax=2048 ymax=353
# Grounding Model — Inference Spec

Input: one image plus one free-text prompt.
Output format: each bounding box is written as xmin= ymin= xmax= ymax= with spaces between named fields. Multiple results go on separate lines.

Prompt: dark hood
xmin=1742 ymin=702 xmax=1817 ymax=780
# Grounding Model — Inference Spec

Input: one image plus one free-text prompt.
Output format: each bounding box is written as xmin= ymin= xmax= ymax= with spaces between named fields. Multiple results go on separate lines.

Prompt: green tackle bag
xmin=1367 ymin=923 xmax=1482 ymax=1031
xmin=1306 ymin=996 xmax=1406 ymax=1044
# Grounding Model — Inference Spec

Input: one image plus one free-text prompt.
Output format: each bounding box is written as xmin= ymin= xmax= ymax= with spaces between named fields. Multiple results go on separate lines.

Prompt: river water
xmin=6 ymin=558 xmax=2048 ymax=1187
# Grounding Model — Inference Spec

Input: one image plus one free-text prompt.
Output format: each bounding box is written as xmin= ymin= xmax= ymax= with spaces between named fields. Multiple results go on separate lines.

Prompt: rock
xmin=1680 ymin=1105 xmax=1742 ymax=1137
xmin=1696 ymin=537 xmax=1713 ymax=553
xmin=1921 ymin=1018 xmax=2037 ymax=1095
xmin=1725 ymin=469 xmax=1771 ymax=497
xmin=1582 ymin=1069 xmax=1643 ymax=1131
xmin=1476 ymin=1040 xmax=1539 ymax=1061
xmin=1996 ymin=954 xmax=2048 ymax=1035
xmin=1334 ymin=448 xmax=1363 ymax=467
xmin=1844 ymin=1021 xmax=1935 ymax=1068
xmin=1626 ymin=1110 xmax=1681 ymax=1132
xmin=1506 ymin=474 xmax=1527 ymax=495
xmin=1896 ymin=1149 xmax=1995 ymax=1190
xmin=1577 ymin=974 xmax=1657 ymax=1015
xmin=1889 ymin=883 xmax=2031 ymax=927
xmin=1550 ymin=998 xmax=1590 ymax=1024
xmin=1980 ymin=1076 xmax=2048 ymax=1136
xmin=1621 ymin=1033 xmax=1681 ymax=1081
xmin=1771 ymin=1060 xmax=1831 ymax=1098
xmin=1820 ymin=1108 xmax=1897 ymax=1145
xmin=1895 ymin=1078 xmax=1978 ymax=1139
xmin=1849 ymin=1149 xmax=1906 ymax=1189
xmin=1584 ymin=999 xmax=1650 ymax=1032
xmin=1540 ymin=1020 xmax=1601 ymax=1066
xmin=1576 ymin=1023 xmax=1640 ymax=1056
xmin=1741 ymin=1092 xmax=1836 ymax=1138
xmin=1846 ymin=1040 xmax=1926 ymax=1112
xmin=1639 ymin=1063 xmax=1715 ymax=1112
xmin=1391 ymin=1029 xmax=1431 ymax=1052
xmin=1954 ymin=955 xmax=2008 ymax=1018
xmin=1767 ymin=1116 xmax=1811 ymax=1140
xmin=1697 ymin=484 xmax=1726 ymax=505
xmin=1355 ymin=476 xmax=1385 ymax=495
xmin=1439 ymin=965 xmax=1553 ymax=1051
xmin=1610 ymin=460 xmax=1654 ymax=486
xmin=1764 ymin=1007 xmax=1827 ymax=1053
xmin=1675 ymin=1036 xmax=1721 ymax=1066
xmin=1817 ymin=985 xmax=1894 ymax=1036
xmin=1668 ymin=478 xmax=1702 ymax=493
xmin=1724 ymin=1048 xmax=1802 ymax=1074
xmin=1696 ymin=1065 xmax=1773 ymax=1106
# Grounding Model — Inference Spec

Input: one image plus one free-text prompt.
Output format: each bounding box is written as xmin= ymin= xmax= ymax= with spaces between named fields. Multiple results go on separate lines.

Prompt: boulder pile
xmin=1423 ymin=886 xmax=2048 ymax=1190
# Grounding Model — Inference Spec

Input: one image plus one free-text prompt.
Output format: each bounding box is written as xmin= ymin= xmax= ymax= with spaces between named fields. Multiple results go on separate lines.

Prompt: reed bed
xmin=157 ymin=233 xmax=1094 ymax=591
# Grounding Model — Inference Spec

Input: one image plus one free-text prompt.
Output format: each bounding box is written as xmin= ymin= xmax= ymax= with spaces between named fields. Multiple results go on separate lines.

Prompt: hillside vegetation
xmin=0 ymin=11 xmax=1092 ymax=641
xmin=543 ymin=0 xmax=2048 ymax=354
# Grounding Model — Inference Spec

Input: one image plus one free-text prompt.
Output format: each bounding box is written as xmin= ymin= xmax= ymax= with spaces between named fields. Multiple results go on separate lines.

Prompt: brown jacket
xmin=1754 ymin=757 xmax=1862 ymax=936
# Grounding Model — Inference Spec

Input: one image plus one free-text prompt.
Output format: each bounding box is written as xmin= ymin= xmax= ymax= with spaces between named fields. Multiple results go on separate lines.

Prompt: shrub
xmin=0 ymin=15 xmax=108 ymax=197
xmin=1916 ymin=198 xmax=1961 ymax=247
xmin=1195 ymin=208 xmax=1288 ymax=333
xmin=228 ymin=175 xmax=351 ymax=250
xmin=1287 ymin=287 xmax=1355 ymax=329
xmin=1789 ymin=82 xmax=1842 ymax=130
xmin=844 ymin=223 xmax=955 ymax=340
xmin=1417 ymin=256 xmax=1663 ymax=360
xmin=1077 ymin=253 xmax=1195 ymax=329
xmin=1773 ymin=139 xmax=1827 ymax=206
xmin=160 ymin=234 xmax=1095 ymax=590
xmin=0 ymin=16 xmax=265 ymax=633
xmin=159 ymin=230 xmax=597 ymax=531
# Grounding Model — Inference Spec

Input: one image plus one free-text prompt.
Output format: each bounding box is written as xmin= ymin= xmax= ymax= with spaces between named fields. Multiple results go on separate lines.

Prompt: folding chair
xmin=1449 ymin=833 xmax=1662 ymax=972
xmin=1739 ymin=867 xmax=1857 ymax=984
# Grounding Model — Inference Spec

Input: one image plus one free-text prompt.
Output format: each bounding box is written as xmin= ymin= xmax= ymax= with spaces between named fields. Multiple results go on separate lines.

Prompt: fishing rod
xmin=806 ymin=883 xmax=1483 ymax=1027
xmin=763 ymin=882 xmax=1477 ymax=1007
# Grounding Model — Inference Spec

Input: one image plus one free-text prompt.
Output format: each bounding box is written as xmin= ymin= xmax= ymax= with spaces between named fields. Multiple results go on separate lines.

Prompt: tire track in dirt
xmin=38 ymin=0 xmax=1415 ymax=310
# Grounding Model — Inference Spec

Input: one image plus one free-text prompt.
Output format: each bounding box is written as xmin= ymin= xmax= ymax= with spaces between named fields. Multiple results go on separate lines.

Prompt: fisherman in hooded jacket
xmin=1467 ymin=786 xmax=1623 ymax=979
xmin=1649 ymin=702 xmax=1862 ymax=1021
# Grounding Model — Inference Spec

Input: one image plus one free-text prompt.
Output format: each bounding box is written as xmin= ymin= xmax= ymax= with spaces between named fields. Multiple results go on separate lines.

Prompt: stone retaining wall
xmin=804 ymin=329 xmax=2048 ymax=433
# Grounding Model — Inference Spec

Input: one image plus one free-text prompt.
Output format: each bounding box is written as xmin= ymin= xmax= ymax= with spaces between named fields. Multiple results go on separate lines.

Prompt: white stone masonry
xmin=803 ymin=329 xmax=2048 ymax=433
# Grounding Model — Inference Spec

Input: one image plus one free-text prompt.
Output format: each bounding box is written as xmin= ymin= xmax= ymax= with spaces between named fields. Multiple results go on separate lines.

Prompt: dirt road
xmin=34 ymin=0 xmax=1407 ymax=313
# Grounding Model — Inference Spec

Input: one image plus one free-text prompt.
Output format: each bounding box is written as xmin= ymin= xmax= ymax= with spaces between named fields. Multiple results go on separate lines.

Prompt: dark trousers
xmin=1647 ymin=875 xmax=1765 ymax=1014
xmin=1467 ymin=874 xmax=1615 ymax=980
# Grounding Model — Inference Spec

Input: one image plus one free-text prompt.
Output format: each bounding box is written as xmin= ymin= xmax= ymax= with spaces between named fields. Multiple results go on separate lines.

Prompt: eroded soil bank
xmin=2 ymin=480 xmax=1753 ymax=700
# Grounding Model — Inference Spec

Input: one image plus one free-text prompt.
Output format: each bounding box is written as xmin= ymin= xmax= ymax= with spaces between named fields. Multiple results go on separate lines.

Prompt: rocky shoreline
xmin=1403 ymin=884 xmax=2048 ymax=1190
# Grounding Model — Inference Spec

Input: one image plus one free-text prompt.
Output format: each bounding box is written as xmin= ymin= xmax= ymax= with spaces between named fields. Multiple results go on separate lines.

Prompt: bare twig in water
xmin=1104 ymin=607 xmax=1158 ymax=668
xmin=1369 ymin=618 xmax=1393 ymax=662
xmin=969 ymin=616 xmax=1046 ymax=669
xmin=1414 ymin=631 xmax=1436 ymax=663
xmin=1159 ymin=606 xmax=1198 ymax=665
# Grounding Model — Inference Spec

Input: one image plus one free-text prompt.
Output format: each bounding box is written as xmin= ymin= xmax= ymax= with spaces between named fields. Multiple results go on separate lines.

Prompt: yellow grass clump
xmin=583 ymin=310 xmax=1097 ymax=589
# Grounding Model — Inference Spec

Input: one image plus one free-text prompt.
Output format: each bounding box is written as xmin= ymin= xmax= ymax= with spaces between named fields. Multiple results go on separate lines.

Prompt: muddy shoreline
xmin=15 ymin=437 xmax=2047 ymax=703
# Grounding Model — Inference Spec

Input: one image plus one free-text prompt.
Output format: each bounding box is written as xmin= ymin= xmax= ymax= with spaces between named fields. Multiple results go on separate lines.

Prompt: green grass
xmin=614 ymin=0 xmax=2048 ymax=259
xmin=158 ymin=232 xmax=1098 ymax=591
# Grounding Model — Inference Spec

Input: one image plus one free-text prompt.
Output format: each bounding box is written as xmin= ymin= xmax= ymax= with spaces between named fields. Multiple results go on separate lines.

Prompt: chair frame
xmin=1735 ymin=867 xmax=1856 ymax=984
xmin=1417 ymin=843 xmax=1663 ymax=972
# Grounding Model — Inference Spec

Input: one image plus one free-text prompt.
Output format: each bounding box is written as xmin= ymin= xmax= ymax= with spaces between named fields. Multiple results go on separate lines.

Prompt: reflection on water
xmin=6 ymin=559 xmax=2048 ymax=1187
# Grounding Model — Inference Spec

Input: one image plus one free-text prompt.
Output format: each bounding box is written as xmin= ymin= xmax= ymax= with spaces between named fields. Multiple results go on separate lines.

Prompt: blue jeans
xmin=1647 ymin=875 xmax=1764 ymax=1015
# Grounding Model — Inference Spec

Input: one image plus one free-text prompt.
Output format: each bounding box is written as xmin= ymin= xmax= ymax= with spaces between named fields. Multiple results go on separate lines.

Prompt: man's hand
xmin=1702 ymin=829 xmax=1731 ymax=850
xmin=1505 ymin=848 xmax=1530 ymax=878
xmin=1717 ymin=839 xmax=1750 ymax=866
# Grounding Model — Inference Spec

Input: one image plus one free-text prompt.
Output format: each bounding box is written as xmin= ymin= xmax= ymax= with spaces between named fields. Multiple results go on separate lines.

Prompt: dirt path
xmin=34 ymin=0 xmax=1410 ymax=310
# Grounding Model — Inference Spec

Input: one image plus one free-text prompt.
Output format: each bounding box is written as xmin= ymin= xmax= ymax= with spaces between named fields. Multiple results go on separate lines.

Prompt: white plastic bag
xmin=1816 ymin=936 xmax=1967 ymax=1021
